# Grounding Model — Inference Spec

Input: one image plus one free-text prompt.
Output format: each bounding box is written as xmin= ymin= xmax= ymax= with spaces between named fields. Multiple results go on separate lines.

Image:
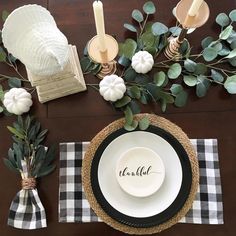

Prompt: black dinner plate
xmin=90 ymin=125 xmax=192 ymax=228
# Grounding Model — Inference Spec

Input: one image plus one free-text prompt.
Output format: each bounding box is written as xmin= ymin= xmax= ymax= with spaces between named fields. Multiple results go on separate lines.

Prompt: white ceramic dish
xmin=116 ymin=147 xmax=165 ymax=198
xmin=97 ymin=131 xmax=183 ymax=218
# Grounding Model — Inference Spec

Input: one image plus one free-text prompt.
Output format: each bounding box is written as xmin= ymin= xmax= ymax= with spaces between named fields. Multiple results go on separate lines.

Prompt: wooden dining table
xmin=0 ymin=0 xmax=236 ymax=235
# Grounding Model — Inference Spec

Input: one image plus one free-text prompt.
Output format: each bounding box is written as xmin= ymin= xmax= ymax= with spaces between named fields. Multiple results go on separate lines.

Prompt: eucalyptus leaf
xmin=167 ymin=63 xmax=182 ymax=79
xmin=179 ymin=39 xmax=190 ymax=56
xmin=154 ymin=71 xmax=166 ymax=86
xmin=135 ymin=74 xmax=149 ymax=84
xmin=227 ymin=30 xmax=236 ymax=43
xmin=183 ymin=75 xmax=197 ymax=87
xmin=194 ymin=63 xmax=207 ymax=75
xmin=143 ymin=1 xmax=156 ymax=14
xmin=124 ymin=67 xmax=137 ymax=81
xmin=229 ymin=57 xmax=236 ymax=67
xmin=114 ymin=96 xmax=131 ymax=108
xmin=141 ymin=32 xmax=155 ymax=47
xmin=184 ymin=59 xmax=196 ymax=72
xmin=216 ymin=13 xmax=230 ymax=27
xmin=0 ymin=47 xmax=7 ymax=62
xmin=169 ymin=26 xmax=181 ymax=37
xmin=0 ymin=106 xmax=4 ymax=113
xmin=8 ymin=77 xmax=22 ymax=88
xmin=203 ymin=47 xmax=218 ymax=62
xmin=146 ymin=83 xmax=160 ymax=100
xmin=219 ymin=25 xmax=233 ymax=40
xmin=224 ymin=75 xmax=236 ymax=94
xmin=0 ymin=88 xmax=4 ymax=102
xmin=128 ymin=86 xmax=141 ymax=99
xmin=225 ymin=49 xmax=236 ymax=59
xmin=80 ymin=57 xmax=92 ymax=73
xmin=196 ymin=76 xmax=210 ymax=97
xmin=152 ymin=22 xmax=168 ymax=36
xmin=124 ymin=119 xmax=138 ymax=131
xmin=201 ymin=36 xmax=214 ymax=49
xmin=175 ymin=90 xmax=188 ymax=107
xmin=230 ymin=40 xmax=236 ymax=50
xmin=129 ymin=100 xmax=141 ymax=114
xmin=170 ymin=84 xmax=183 ymax=95
xmin=229 ymin=9 xmax=236 ymax=22
xmin=139 ymin=117 xmax=150 ymax=130
xmin=2 ymin=10 xmax=9 ymax=22
xmin=118 ymin=56 xmax=131 ymax=67
xmin=143 ymin=45 xmax=157 ymax=55
xmin=218 ymin=44 xmax=231 ymax=56
xmin=212 ymin=42 xmax=223 ymax=52
xmin=91 ymin=63 xmax=102 ymax=75
xmin=211 ymin=69 xmax=224 ymax=83
xmin=158 ymin=91 xmax=174 ymax=104
xmin=140 ymin=93 xmax=148 ymax=104
xmin=132 ymin=9 xmax=144 ymax=23
xmin=124 ymin=23 xmax=137 ymax=33
xmin=118 ymin=38 xmax=137 ymax=59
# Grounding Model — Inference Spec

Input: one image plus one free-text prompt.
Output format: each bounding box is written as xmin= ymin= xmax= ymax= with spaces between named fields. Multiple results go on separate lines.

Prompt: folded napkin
xmin=59 ymin=139 xmax=223 ymax=225
xmin=8 ymin=160 xmax=47 ymax=229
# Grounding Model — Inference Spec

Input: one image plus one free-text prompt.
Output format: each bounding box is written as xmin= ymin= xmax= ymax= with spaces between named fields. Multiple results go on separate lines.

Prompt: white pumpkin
xmin=131 ymin=51 xmax=154 ymax=74
xmin=3 ymin=88 xmax=33 ymax=115
xmin=99 ymin=75 xmax=126 ymax=102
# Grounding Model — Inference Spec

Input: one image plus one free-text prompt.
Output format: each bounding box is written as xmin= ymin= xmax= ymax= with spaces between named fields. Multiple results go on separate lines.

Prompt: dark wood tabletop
xmin=0 ymin=0 xmax=236 ymax=235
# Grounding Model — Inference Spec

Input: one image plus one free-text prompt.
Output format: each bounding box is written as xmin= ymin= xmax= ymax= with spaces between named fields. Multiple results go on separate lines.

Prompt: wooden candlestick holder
xmin=87 ymin=34 xmax=119 ymax=79
xmin=164 ymin=0 xmax=210 ymax=60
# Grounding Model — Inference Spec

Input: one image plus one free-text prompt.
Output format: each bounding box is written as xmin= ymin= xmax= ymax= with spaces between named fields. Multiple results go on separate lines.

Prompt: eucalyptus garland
xmin=3 ymin=115 xmax=56 ymax=178
xmin=81 ymin=1 xmax=236 ymax=131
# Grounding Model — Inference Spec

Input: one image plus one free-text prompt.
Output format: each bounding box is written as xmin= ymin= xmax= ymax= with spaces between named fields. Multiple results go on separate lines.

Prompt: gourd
xmin=99 ymin=75 xmax=126 ymax=102
xmin=131 ymin=51 xmax=154 ymax=74
xmin=3 ymin=88 xmax=33 ymax=115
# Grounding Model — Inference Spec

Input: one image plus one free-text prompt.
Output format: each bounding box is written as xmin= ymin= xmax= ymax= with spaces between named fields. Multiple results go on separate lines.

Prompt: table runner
xmin=59 ymin=139 xmax=223 ymax=224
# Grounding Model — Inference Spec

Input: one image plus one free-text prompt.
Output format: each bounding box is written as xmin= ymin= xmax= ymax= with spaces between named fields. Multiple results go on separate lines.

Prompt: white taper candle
xmin=93 ymin=1 xmax=107 ymax=52
xmin=188 ymin=0 xmax=204 ymax=16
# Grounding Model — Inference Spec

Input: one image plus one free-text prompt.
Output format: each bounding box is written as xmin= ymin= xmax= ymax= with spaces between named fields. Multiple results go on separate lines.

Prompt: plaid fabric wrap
xmin=59 ymin=139 xmax=223 ymax=224
xmin=8 ymin=160 xmax=47 ymax=229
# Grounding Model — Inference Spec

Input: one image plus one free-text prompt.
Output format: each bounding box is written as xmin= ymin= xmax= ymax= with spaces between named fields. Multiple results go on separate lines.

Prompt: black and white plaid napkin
xmin=8 ymin=160 xmax=47 ymax=229
xmin=59 ymin=139 xmax=223 ymax=224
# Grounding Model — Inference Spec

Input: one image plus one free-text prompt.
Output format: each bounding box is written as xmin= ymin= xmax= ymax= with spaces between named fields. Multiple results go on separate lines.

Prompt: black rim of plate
xmin=90 ymin=125 xmax=192 ymax=228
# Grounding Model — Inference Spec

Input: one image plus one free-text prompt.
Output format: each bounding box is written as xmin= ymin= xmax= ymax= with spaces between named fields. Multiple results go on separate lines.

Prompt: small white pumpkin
xmin=131 ymin=51 xmax=154 ymax=74
xmin=99 ymin=75 xmax=126 ymax=102
xmin=3 ymin=88 xmax=33 ymax=115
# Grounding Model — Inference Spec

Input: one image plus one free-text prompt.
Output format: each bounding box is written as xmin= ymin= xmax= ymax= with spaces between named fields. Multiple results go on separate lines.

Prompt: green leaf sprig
xmin=3 ymin=116 xmax=56 ymax=178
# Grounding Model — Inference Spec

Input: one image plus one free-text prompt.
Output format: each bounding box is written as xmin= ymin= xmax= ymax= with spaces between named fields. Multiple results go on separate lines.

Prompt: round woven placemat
xmin=82 ymin=114 xmax=199 ymax=234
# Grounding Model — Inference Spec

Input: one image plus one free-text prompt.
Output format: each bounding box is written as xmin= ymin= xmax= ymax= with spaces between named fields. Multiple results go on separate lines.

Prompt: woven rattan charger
xmin=82 ymin=114 xmax=199 ymax=234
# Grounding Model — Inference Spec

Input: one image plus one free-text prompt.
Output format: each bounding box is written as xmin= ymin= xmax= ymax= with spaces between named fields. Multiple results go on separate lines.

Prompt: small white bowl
xmin=116 ymin=147 xmax=165 ymax=198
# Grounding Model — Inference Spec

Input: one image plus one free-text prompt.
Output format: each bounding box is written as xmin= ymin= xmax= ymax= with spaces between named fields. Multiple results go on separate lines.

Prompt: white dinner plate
xmin=90 ymin=125 xmax=192 ymax=228
xmin=97 ymin=131 xmax=182 ymax=218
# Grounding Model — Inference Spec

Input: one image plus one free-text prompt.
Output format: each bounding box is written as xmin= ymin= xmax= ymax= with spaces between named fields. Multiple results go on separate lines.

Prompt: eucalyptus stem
xmin=86 ymin=84 xmax=99 ymax=91
xmin=140 ymin=14 xmax=149 ymax=36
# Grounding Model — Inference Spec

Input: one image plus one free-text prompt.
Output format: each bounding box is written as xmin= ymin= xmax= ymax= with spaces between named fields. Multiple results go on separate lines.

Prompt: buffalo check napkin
xmin=8 ymin=160 xmax=47 ymax=229
xmin=59 ymin=139 xmax=224 ymax=224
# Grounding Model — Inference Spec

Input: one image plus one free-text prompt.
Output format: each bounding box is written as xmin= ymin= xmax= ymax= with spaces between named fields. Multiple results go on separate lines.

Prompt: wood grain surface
xmin=0 ymin=0 xmax=236 ymax=236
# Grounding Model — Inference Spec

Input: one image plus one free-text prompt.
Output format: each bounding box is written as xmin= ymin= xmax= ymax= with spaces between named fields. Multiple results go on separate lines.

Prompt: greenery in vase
xmin=3 ymin=115 xmax=56 ymax=178
xmin=81 ymin=1 xmax=236 ymax=130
